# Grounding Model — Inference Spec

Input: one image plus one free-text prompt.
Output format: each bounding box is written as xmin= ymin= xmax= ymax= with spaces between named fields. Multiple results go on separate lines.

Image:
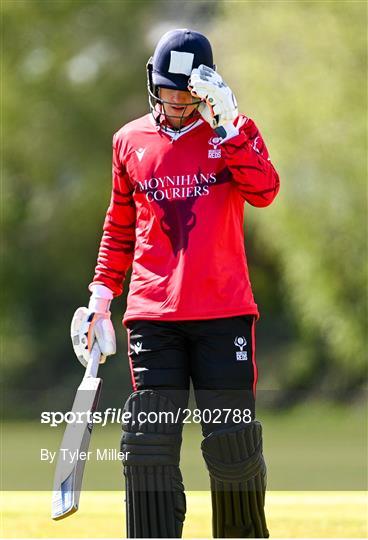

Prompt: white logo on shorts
xmin=130 ymin=341 xmax=144 ymax=355
xmin=234 ymin=336 xmax=248 ymax=361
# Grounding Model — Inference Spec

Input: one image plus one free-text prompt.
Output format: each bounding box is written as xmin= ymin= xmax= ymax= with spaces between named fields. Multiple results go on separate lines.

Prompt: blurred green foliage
xmin=1 ymin=0 xmax=366 ymax=417
xmin=212 ymin=0 xmax=367 ymax=399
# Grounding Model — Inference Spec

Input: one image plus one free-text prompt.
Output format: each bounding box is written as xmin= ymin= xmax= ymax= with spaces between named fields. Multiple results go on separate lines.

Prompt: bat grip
xmin=85 ymin=341 xmax=101 ymax=379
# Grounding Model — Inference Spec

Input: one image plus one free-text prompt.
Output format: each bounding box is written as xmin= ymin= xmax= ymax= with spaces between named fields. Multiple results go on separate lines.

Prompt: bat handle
xmin=85 ymin=341 xmax=101 ymax=379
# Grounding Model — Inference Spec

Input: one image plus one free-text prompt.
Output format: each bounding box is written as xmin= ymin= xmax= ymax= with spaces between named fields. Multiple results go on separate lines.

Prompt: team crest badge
xmin=234 ymin=336 xmax=248 ymax=361
xmin=208 ymin=136 xmax=222 ymax=159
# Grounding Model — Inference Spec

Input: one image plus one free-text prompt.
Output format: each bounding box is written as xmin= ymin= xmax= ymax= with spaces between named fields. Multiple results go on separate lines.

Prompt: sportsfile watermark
xmin=40 ymin=407 xmax=253 ymax=427
xmin=3 ymin=391 xmax=366 ymax=492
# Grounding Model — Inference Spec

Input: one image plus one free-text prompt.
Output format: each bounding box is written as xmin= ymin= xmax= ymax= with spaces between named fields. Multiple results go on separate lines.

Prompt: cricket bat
xmin=51 ymin=341 xmax=102 ymax=520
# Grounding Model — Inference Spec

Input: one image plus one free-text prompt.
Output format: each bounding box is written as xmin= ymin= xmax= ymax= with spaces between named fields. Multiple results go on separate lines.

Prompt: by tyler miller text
xmin=41 ymin=448 xmax=130 ymax=464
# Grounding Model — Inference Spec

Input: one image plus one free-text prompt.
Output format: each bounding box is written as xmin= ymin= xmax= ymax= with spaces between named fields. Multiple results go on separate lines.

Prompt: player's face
xmin=159 ymin=88 xmax=200 ymax=128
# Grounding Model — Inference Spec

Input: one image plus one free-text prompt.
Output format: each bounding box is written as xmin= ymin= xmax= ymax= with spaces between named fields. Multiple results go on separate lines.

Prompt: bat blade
xmin=51 ymin=374 xmax=102 ymax=520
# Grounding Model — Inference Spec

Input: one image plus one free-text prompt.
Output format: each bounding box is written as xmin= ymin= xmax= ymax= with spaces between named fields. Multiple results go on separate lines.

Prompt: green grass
xmin=1 ymin=491 xmax=367 ymax=538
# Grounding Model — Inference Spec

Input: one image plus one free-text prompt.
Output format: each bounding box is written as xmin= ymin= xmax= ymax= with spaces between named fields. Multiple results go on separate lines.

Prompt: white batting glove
xmin=188 ymin=64 xmax=239 ymax=141
xmin=71 ymin=284 xmax=116 ymax=367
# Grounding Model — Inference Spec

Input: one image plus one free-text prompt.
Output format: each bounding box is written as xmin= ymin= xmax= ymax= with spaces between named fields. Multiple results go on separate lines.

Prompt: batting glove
xmin=188 ymin=64 xmax=239 ymax=141
xmin=71 ymin=284 xmax=116 ymax=367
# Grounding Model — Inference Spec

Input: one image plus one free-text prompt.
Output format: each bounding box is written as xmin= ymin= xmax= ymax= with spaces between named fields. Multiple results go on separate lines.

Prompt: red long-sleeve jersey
xmin=89 ymin=113 xmax=279 ymax=324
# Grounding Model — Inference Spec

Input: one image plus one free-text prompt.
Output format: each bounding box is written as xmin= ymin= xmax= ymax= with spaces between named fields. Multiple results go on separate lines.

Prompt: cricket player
xmin=71 ymin=29 xmax=279 ymax=538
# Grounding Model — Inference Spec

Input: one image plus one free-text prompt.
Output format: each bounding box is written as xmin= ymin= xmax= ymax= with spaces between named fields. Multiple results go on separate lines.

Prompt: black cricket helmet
xmin=147 ymin=28 xmax=215 ymax=131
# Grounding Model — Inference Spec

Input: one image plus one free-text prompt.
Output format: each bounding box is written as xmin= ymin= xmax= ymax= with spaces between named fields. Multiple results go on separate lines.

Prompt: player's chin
xmin=168 ymin=107 xmax=186 ymax=116
xmin=171 ymin=110 xmax=197 ymax=122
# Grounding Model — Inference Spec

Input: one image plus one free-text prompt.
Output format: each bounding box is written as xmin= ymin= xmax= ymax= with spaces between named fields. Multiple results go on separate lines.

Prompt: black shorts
xmin=126 ymin=315 xmax=258 ymax=436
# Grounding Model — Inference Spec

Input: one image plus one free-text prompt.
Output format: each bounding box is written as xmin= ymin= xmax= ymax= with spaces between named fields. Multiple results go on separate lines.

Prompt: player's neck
xmin=165 ymin=110 xmax=201 ymax=131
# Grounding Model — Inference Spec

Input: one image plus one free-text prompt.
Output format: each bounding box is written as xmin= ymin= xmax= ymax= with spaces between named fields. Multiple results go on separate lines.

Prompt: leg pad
xmin=202 ymin=421 xmax=269 ymax=538
xmin=121 ymin=390 xmax=186 ymax=538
